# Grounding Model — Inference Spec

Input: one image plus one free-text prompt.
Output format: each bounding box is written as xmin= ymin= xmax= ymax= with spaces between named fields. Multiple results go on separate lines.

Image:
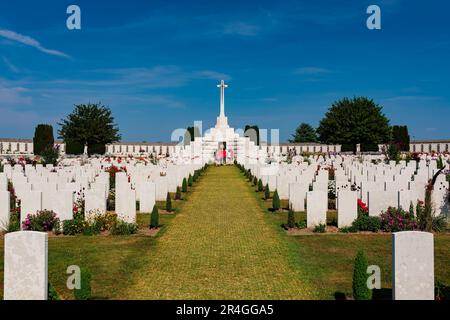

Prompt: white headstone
xmin=392 ymin=231 xmax=434 ymax=300
xmin=337 ymin=190 xmax=357 ymax=228
xmin=306 ymin=191 xmax=327 ymax=228
xmin=0 ymin=191 xmax=10 ymax=231
xmin=4 ymin=231 xmax=48 ymax=300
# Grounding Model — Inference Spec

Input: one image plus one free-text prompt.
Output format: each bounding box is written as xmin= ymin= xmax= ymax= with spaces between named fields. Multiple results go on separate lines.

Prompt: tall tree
xmin=244 ymin=125 xmax=260 ymax=145
xmin=58 ymin=103 xmax=121 ymax=155
xmin=392 ymin=125 xmax=410 ymax=151
xmin=33 ymin=124 xmax=54 ymax=155
xmin=289 ymin=123 xmax=318 ymax=143
xmin=317 ymin=97 xmax=391 ymax=152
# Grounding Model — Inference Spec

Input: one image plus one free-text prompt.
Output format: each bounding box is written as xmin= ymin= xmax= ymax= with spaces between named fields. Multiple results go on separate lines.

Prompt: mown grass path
xmin=126 ymin=165 xmax=315 ymax=299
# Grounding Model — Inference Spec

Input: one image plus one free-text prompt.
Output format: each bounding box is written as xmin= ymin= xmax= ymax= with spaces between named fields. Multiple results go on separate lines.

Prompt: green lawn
xmin=0 ymin=165 xmax=449 ymax=300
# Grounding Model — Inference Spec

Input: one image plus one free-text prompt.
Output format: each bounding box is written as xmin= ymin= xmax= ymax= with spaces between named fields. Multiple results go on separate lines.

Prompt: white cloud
xmin=223 ymin=22 xmax=260 ymax=36
xmin=0 ymin=29 xmax=70 ymax=58
xmin=2 ymin=56 xmax=20 ymax=73
xmin=294 ymin=67 xmax=332 ymax=75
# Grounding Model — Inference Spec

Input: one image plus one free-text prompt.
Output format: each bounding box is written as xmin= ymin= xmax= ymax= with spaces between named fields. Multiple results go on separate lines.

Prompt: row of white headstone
xmin=0 ymin=159 xmax=202 ymax=230
xmin=2 ymin=230 xmax=435 ymax=300
xmin=242 ymin=154 xmax=449 ymax=228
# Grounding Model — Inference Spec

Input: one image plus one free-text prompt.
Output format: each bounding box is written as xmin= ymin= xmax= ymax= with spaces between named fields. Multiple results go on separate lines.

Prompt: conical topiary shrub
xmin=287 ymin=209 xmax=296 ymax=228
xmin=253 ymin=176 xmax=258 ymax=186
xmin=166 ymin=192 xmax=172 ymax=212
xmin=272 ymin=190 xmax=280 ymax=211
xmin=74 ymin=268 xmax=91 ymax=300
xmin=352 ymin=249 xmax=372 ymax=300
xmin=188 ymin=174 xmax=193 ymax=187
xmin=258 ymin=179 xmax=263 ymax=192
xmin=175 ymin=186 xmax=182 ymax=200
xmin=150 ymin=205 xmax=159 ymax=228
xmin=182 ymin=178 xmax=188 ymax=192
xmin=265 ymin=184 xmax=270 ymax=200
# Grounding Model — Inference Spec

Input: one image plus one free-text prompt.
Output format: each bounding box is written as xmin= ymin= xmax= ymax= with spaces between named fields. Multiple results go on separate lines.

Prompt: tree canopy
xmin=33 ymin=124 xmax=54 ymax=155
xmin=289 ymin=123 xmax=318 ymax=143
xmin=58 ymin=103 xmax=121 ymax=155
xmin=391 ymin=125 xmax=410 ymax=151
xmin=317 ymin=97 xmax=391 ymax=152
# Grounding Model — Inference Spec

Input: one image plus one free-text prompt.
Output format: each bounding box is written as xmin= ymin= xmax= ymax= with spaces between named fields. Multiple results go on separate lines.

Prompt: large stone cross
xmin=217 ymin=80 xmax=228 ymax=118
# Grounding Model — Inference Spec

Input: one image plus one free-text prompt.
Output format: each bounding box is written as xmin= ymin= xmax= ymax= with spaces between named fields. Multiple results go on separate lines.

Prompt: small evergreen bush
xmin=175 ymin=186 xmax=182 ymax=200
xmin=182 ymin=178 xmax=188 ymax=192
xmin=166 ymin=192 xmax=172 ymax=212
xmin=272 ymin=190 xmax=280 ymax=211
xmin=257 ymin=179 xmax=263 ymax=192
xmin=188 ymin=174 xmax=193 ymax=187
xmin=74 ymin=268 xmax=92 ymax=300
xmin=150 ymin=205 xmax=159 ymax=228
xmin=287 ymin=209 xmax=296 ymax=228
xmin=264 ymin=184 xmax=270 ymax=200
xmin=352 ymin=250 xmax=372 ymax=300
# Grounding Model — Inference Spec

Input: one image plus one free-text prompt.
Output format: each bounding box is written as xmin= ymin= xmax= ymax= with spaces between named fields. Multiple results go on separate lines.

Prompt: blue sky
xmin=0 ymin=0 xmax=449 ymax=142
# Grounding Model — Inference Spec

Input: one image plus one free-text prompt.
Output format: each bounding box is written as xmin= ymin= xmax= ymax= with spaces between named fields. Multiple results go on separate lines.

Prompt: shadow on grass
xmin=334 ymin=288 xmax=392 ymax=300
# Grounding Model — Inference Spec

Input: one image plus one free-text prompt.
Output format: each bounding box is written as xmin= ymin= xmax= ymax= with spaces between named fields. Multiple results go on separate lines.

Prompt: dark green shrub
xmin=352 ymin=215 xmax=381 ymax=232
xmin=272 ymin=190 xmax=280 ymax=211
xmin=188 ymin=174 xmax=193 ymax=187
xmin=175 ymin=186 xmax=182 ymax=200
xmin=287 ymin=209 xmax=296 ymax=228
xmin=110 ymin=220 xmax=138 ymax=235
xmin=33 ymin=124 xmax=54 ymax=155
xmin=40 ymin=147 xmax=59 ymax=166
xmin=48 ymin=282 xmax=59 ymax=300
xmin=166 ymin=192 xmax=172 ymax=212
xmin=313 ymin=223 xmax=326 ymax=233
xmin=150 ymin=205 xmax=159 ymax=228
xmin=296 ymin=220 xmax=307 ymax=229
xmin=257 ymin=179 xmax=263 ymax=192
xmin=182 ymin=178 xmax=188 ymax=192
xmin=253 ymin=176 xmax=258 ymax=186
xmin=352 ymin=250 xmax=372 ymax=300
xmin=265 ymin=184 xmax=270 ymax=200
xmin=74 ymin=269 xmax=92 ymax=300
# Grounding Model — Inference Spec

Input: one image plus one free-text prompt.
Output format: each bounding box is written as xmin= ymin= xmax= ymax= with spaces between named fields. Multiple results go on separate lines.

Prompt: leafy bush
xmin=63 ymin=214 xmax=85 ymax=235
xmin=7 ymin=212 xmax=20 ymax=232
xmin=272 ymin=190 xmax=280 ymax=211
xmin=150 ymin=205 xmax=159 ymax=228
xmin=22 ymin=210 xmax=60 ymax=232
xmin=110 ymin=220 xmax=138 ymax=235
xmin=352 ymin=250 xmax=372 ymax=300
xmin=296 ymin=220 xmax=307 ymax=229
xmin=74 ymin=269 xmax=92 ymax=300
xmin=313 ymin=223 xmax=326 ymax=233
xmin=40 ymin=146 xmax=59 ymax=166
xmin=432 ymin=215 xmax=448 ymax=232
xmin=166 ymin=192 xmax=172 ymax=212
xmin=182 ymin=178 xmax=188 ymax=192
xmin=351 ymin=215 xmax=381 ymax=232
xmin=380 ymin=207 xmax=416 ymax=232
